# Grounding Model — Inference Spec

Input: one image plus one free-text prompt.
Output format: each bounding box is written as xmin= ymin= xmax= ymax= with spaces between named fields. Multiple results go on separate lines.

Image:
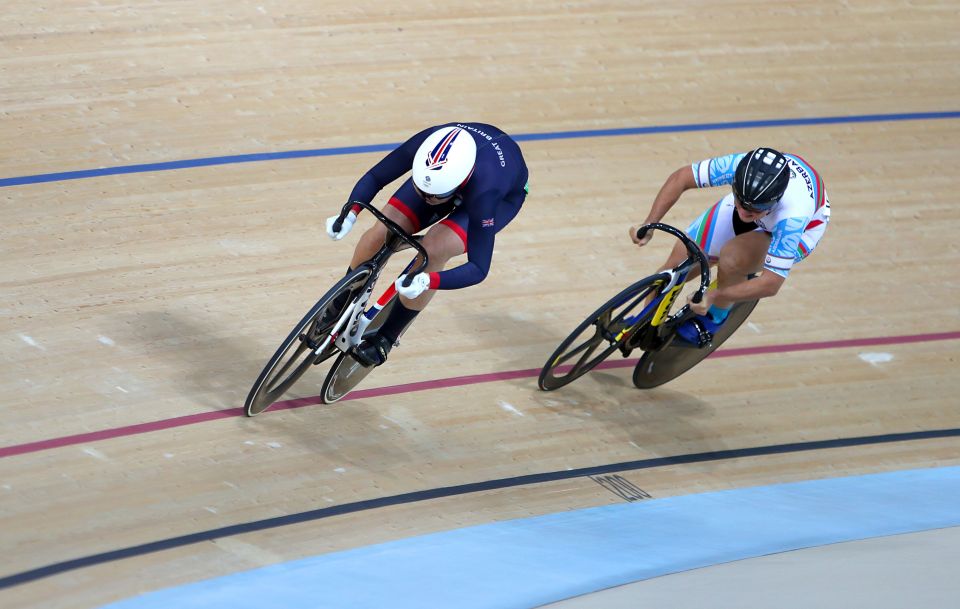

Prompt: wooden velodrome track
xmin=2 ymin=1 xmax=959 ymax=607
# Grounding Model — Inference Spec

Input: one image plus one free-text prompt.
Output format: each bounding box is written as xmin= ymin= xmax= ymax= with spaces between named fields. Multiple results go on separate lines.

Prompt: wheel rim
xmin=322 ymin=354 xmax=375 ymax=404
xmin=244 ymin=269 xmax=373 ymax=416
xmin=539 ymin=280 xmax=660 ymax=390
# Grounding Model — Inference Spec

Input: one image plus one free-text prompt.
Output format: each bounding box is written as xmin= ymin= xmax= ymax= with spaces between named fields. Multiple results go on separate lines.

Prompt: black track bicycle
xmin=244 ymin=201 xmax=427 ymax=416
xmin=538 ymin=223 xmax=758 ymax=391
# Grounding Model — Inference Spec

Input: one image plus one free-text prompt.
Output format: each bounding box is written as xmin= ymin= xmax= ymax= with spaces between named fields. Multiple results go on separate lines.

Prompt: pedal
xmin=690 ymin=318 xmax=714 ymax=348
xmin=300 ymin=332 xmax=319 ymax=349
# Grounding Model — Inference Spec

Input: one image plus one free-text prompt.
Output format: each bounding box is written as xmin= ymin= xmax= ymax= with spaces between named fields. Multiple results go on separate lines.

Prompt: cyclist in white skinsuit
xmin=630 ymin=147 xmax=831 ymax=345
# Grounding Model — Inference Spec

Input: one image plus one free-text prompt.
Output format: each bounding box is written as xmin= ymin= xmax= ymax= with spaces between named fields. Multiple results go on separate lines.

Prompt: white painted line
xmin=859 ymin=352 xmax=894 ymax=366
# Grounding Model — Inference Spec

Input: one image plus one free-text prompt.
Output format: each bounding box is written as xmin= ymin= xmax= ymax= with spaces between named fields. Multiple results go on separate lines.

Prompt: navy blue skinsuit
xmin=347 ymin=122 xmax=529 ymax=290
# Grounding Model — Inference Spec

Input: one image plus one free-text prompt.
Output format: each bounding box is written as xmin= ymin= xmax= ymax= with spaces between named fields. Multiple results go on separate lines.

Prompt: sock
xmin=378 ymin=300 xmax=421 ymax=344
xmin=707 ymin=304 xmax=731 ymax=324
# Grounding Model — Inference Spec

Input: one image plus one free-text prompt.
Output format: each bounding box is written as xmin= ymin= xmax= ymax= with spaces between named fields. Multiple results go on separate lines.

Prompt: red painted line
xmin=0 ymin=410 xmax=242 ymax=458
xmin=2 ymin=331 xmax=958 ymax=459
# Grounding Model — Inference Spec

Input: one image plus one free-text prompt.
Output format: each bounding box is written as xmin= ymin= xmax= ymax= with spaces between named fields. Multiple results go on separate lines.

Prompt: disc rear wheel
xmin=632 ymin=299 xmax=758 ymax=389
xmin=320 ymin=297 xmax=397 ymax=404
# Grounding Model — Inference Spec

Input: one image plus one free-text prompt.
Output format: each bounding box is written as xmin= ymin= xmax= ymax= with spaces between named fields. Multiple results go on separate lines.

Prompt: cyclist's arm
xmin=641 ymin=152 xmax=746 ymax=226
xmin=431 ymin=193 xmax=499 ymax=290
xmin=711 ymin=214 xmax=808 ymax=307
xmin=713 ymin=271 xmax=785 ymax=307
xmin=641 ymin=165 xmax=698 ymax=224
xmin=345 ymin=127 xmax=435 ymax=207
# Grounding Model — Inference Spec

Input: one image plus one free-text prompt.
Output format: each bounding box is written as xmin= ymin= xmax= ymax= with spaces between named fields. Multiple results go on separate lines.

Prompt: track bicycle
xmin=244 ymin=201 xmax=427 ymax=416
xmin=538 ymin=223 xmax=759 ymax=391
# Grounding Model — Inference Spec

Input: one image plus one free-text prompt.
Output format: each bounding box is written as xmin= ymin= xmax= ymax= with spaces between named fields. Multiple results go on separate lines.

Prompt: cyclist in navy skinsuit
xmin=325 ymin=122 xmax=530 ymax=366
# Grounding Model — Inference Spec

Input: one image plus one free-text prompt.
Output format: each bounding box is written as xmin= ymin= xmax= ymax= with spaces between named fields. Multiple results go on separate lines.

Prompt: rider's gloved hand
xmin=395 ymin=273 xmax=431 ymax=299
xmin=326 ymin=210 xmax=358 ymax=240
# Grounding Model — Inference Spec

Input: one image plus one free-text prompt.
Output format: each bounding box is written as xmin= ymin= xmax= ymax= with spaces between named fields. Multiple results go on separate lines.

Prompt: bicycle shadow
xmin=102 ymin=309 xmax=414 ymax=469
xmin=397 ymin=307 xmax=734 ymax=459
xmin=233 ymin=392 xmax=417 ymax=467
xmin=527 ymin=371 xmax=735 ymax=461
xmin=109 ymin=309 xmax=262 ymax=411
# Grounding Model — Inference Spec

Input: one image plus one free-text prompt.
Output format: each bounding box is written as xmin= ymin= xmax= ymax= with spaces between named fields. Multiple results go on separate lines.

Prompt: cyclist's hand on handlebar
xmin=687 ymin=289 xmax=713 ymax=316
xmin=395 ymin=273 xmax=431 ymax=299
xmin=630 ymin=224 xmax=653 ymax=247
xmin=325 ymin=210 xmax=358 ymax=240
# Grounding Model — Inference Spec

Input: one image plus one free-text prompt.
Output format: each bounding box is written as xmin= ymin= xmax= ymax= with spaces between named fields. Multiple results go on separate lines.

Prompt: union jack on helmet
xmin=412 ymin=126 xmax=477 ymax=196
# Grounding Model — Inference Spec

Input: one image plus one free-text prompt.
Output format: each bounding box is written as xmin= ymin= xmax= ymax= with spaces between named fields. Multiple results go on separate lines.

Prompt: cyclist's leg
xmin=675 ymin=197 xmax=763 ymax=343
xmin=712 ymin=231 xmax=769 ymax=308
xmin=353 ymin=182 xmax=461 ymax=365
xmin=405 ymin=179 xmax=526 ymax=311
xmin=642 ymin=197 xmax=733 ymax=302
xmin=348 ymin=183 xmax=422 ymax=269
xmin=398 ymin=221 xmax=465 ymax=309
xmin=320 ymin=190 xmax=417 ymax=325
xmin=657 ymin=239 xmax=702 ymax=274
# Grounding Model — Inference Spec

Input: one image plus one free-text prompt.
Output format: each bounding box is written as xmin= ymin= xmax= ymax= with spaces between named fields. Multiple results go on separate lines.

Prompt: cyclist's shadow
xmin=113 ymin=309 xmax=258 ymax=411
xmin=527 ymin=371 xmax=732 ymax=458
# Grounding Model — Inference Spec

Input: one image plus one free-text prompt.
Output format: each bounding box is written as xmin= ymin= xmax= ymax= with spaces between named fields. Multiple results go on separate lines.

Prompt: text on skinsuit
xmin=456 ymin=123 xmax=494 ymax=141
xmin=791 ymin=163 xmax=814 ymax=198
xmin=491 ymin=142 xmax=506 ymax=167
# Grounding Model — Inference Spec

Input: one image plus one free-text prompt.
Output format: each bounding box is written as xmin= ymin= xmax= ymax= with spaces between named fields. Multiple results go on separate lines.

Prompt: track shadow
xmin=111 ymin=309 xmax=263 ymax=411
xmin=528 ymin=373 xmax=734 ymax=464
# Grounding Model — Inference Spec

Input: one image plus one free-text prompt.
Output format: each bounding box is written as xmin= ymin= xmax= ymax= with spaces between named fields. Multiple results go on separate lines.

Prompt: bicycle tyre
xmin=244 ymin=267 xmax=373 ymax=416
xmin=319 ymin=297 xmax=397 ymax=404
xmin=538 ymin=275 xmax=663 ymax=391
xmin=632 ymin=298 xmax=758 ymax=389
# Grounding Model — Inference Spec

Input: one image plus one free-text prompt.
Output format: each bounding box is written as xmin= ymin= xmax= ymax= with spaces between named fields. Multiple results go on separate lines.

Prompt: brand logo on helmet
xmin=425 ymin=128 xmax=463 ymax=171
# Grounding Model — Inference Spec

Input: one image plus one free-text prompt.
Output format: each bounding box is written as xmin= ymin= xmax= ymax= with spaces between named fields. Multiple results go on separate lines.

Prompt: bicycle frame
xmin=616 ymin=223 xmax=711 ymax=353
xmin=320 ymin=200 xmax=429 ymax=357
xmin=538 ymin=222 xmax=735 ymax=392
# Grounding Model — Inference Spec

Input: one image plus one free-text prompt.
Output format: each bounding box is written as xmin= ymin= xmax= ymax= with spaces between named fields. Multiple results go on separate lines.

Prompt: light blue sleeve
xmin=764 ymin=216 xmax=809 ymax=277
xmin=691 ymin=153 xmax=747 ymax=188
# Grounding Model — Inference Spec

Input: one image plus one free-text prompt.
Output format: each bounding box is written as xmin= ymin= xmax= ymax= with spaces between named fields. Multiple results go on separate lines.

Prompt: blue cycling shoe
xmin=676 ymin=314 xmax=725 ymax=347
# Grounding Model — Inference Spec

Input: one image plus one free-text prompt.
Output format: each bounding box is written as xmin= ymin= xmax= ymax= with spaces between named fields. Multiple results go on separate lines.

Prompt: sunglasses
xmin=733 ymin=194 xmax=776 ymax=213
xmin=413 ymin=184 xmax=457 ymax=202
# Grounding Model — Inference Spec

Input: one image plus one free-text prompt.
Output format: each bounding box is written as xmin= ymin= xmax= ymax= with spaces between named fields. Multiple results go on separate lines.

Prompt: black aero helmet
xmin=733 ymin=147 xmax=790 ymax=210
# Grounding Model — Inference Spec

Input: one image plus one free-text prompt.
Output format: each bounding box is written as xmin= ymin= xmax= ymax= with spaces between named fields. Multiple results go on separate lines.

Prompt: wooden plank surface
xmin=1 ymin=1 xmax=958 ymax=607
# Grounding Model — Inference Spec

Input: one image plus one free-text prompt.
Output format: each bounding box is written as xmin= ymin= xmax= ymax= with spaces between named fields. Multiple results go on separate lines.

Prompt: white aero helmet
xmin=411 ymin=126 xmax=477 ymax=196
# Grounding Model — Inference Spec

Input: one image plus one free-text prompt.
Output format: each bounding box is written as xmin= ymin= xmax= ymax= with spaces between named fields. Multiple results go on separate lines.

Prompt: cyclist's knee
xmin=421 ymin=226 xmax=465 ymax=271
xmin=658 ymin=241 xmax=692 ymax=273
xmin=718 ymin=233 xmax=767 ymax=276
xmin=358 ymin=222 xmax=387 ymax=247
xmin=717 ymin=247 xmax=763 ymax=276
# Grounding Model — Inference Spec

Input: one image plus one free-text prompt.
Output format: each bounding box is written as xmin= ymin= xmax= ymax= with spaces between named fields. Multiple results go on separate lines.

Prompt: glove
xmin=326 ymin=210 xmax=358 ymax=240
xmin=395 ymin=273 xmax=431 ymax=299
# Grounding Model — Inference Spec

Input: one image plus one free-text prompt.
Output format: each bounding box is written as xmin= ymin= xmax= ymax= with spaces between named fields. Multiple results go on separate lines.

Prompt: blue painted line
xmin=512 ymin=111 xmax=960 ymax=141
xmin=3 ymin=111 xmax=958 ymax=188
xmin=0 ymin=143 xmax=398 ymax=187
xmin=98 ymin=466 xmax=960 ymax=609
xmin=1 ymin=427 xmax=958 ymax=589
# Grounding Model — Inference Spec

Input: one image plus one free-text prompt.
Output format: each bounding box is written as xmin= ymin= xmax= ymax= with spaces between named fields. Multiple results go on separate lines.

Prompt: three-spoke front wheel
xmin=243 ymin=268 xmax=372 ymax=416
xmin=538 ymin=276 xmax=662 ymax=391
